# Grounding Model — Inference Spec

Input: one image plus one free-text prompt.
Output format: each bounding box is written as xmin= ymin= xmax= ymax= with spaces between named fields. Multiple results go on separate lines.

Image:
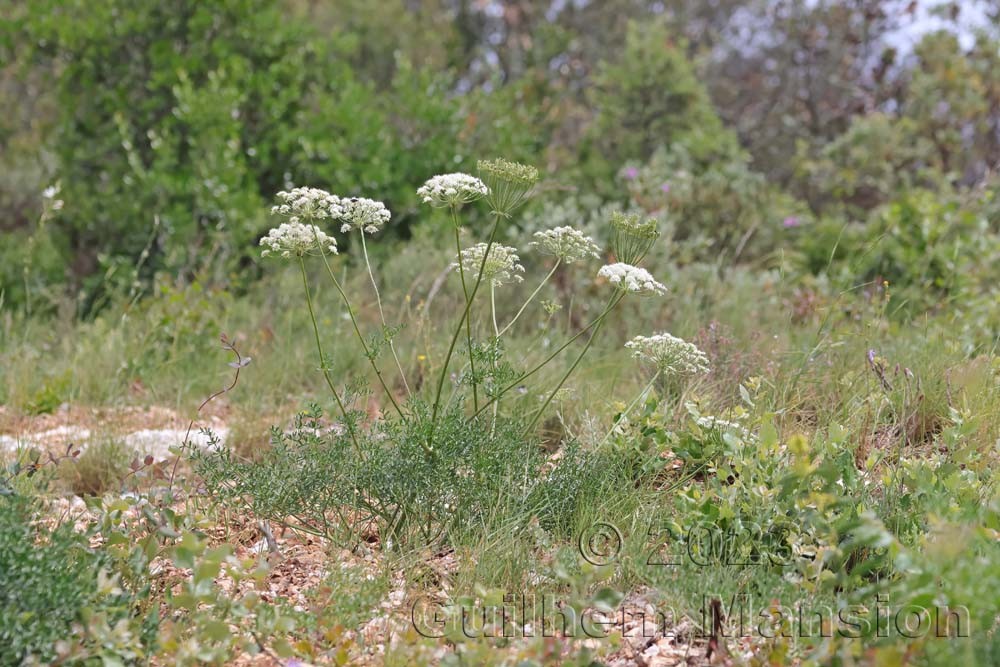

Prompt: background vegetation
xmin=1 ymin=1 xmax=999 ymax=666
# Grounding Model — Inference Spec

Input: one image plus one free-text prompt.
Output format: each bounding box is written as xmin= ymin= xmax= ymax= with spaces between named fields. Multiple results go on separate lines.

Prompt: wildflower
xmin=417 ymin=173 xmax=489 ymax=208
xmin=623 ymin=166 xmax=639 ymax=180
xmin=530 ymin=226 xmax=601 ymax=264
xmin=477 ymin=158 xmax=539 ymax=214
xmin=453 ymin=243 xmax=525 ymax=286
xmin=598 ymin=263 xmax=667 ymax=296
xmin=271 ymin=187 xmax=342 ymax=222
xmin=782 ymin=216 xmax=801 ymax=228
xmin=660 ymin=182 xmax=671 ymax=193
xmin=626 ymin=333 xmax=710 ymax=376
xmin=42 ymin=184 xmax=64 ymax=211
xmin=260 ymin=222 xmax=337 ymax=259
xmin=696 ymin=416 xmax=752 ymax=440
xmin=609 ymin=211 xmax=659 ymax=264
xmin=339 ymin=197 xmax=391 ymax=234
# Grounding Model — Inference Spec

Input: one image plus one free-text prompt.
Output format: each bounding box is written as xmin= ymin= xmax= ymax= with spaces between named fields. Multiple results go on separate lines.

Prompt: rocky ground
xmin=3 ymin=406 xmax=757 ymax=666
xmin=0 ymin=404 xmax=229 ymax=461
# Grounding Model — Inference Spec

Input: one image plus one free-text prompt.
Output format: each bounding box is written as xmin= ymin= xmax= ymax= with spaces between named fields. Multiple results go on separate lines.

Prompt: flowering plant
xmin=598 ymin=263 xmax=668 ymax=296
xmin=259 ymin=223 xmax=337 ymax=258
xmin=256 ymin=157 xmax=678 ymax=456
xmin=338 ymin=197 xmax=391 ymax=235
xmin=625 ymin=333 xmax=710 ymax=376
xmin=417 ymin=173 xmax=489 ymax=208
xmin=598 ymin=332 xmax=710 ymax=448
xmin=530 ymin=226 xmax=601 ymax=264
xmin=452 ymin=243 xmax=525 ymax=287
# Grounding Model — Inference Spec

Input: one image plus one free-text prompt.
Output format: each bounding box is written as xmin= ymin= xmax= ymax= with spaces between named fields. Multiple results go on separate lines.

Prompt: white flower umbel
xmin=598 ymin=263 xmax=667 ymax=296
xmin=339 ymin=197 xmax=391 ymax=234
xmin=625 ymin=333 xmax=710 ymax=376
xmin=417 ymin=173 xmax=489 ymax=208
xmin=260 ymin=222 xmax=338 ymax=259
xmin=271 ymin=187 xmax=342 ymax=222
xmin=453 ymin=243 xmax=525 ymax=287
xmin=531 ymin=226 xmax=601 ymax=264
xmin=500 ymin=227 xmax=597 ymax=336
xmin=597 ymin=333 xmax=707 ymax=449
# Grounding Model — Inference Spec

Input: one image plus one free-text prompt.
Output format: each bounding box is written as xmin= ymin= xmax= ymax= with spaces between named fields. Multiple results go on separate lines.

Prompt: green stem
xmin=490 ymin=283 xmax=500 ymax=340
xmin=469 ymin=291 xmax=624 ymax=422
xmin=452 ymin=207 xmax=479 ymax=411
xmin=522 ymin=310 xmax=610 ymax=438
xmin=499 ymin=259 xmax=560 ymax=337
xmin=298 ymin=258 xmax=362 ymax=453
xmin=315 ymin=244 xmax=404 ymax=419
xmin=428 ymin=212 xmax=502 ymax=448
xmin=490 ymin=283 xmax=500 ymax=433
xmin=598 ymin=370 xmax=661 ymax=448
xmin=360 ymin=232 xmax=412 ymax=396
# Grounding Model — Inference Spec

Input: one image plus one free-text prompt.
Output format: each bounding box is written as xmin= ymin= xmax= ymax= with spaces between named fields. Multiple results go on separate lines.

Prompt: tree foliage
xmin=2 ymin=0 xmax=1000 ymax=315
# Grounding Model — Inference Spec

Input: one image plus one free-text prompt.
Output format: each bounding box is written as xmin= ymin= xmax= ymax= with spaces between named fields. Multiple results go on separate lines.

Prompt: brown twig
xmin=167 ymin=333 xmax=249 ymax=495
xmin=0 ymin=441 xmax=82 ymax=493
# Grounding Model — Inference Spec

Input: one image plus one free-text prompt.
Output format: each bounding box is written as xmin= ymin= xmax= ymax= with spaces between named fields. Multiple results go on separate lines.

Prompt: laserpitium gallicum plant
xmin=257 ymin=160 xmax=688 ymax=439
xmin=201 ymin=157 xmax=713 ymax=543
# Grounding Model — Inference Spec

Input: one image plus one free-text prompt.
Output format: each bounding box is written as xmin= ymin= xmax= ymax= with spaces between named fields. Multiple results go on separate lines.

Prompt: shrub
xmin=791 ymin=113 xmax=939 ymax=216
xmin=11 ymin=0 xmax=498 ymax=309
xmin=0 ymin=494 xmax=153 ymax=664
xmin=794 ymin=189 xmax=1000 ymax=317
xmin=617 ymin=144 xmax=803 ymax=262
xmin=15 ymin=0 xmax=311 ymax=301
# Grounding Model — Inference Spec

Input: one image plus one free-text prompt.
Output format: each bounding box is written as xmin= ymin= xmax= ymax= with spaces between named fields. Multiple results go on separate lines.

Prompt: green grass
xmin=2 ymin=230 xmax=999 ymax=665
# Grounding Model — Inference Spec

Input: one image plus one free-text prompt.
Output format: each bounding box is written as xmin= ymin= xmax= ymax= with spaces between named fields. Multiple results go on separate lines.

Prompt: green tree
xmin=903 ymin=31 xmax=1000 ymax=185
xmin=17 ymin=0 xmax=315 ymax=304
xmin=582 ymin=19 xmax=737 ymax=187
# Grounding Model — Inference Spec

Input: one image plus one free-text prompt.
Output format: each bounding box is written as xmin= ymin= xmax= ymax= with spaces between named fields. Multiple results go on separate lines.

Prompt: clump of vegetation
xmin=3 ymin=2 xmax=1000 ymax=664
xmin=59 ymin=438 xmax=135 ymax=496
xmin=193 ymin=161 xmax=691 ymax=548
xmin=0 ymin=493 xmax=155 ymax=664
